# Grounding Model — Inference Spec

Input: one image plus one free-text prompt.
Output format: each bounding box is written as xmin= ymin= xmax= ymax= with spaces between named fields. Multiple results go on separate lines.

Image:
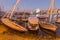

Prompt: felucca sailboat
xmin=1 ymin=0 xmax=27 ymax=32
xmin=39 ymin=0 xmax=57 ymax=35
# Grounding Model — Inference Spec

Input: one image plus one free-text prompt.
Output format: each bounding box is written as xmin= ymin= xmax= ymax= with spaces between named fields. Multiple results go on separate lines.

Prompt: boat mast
xmin=8 ymin=0 xmax=21 ymax=19
xmin=49 ymin=0 xmax=54 ymax=23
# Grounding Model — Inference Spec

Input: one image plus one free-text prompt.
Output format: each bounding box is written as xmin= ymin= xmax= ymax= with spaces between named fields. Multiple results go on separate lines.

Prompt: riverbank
xmin=0 ymin=23 xmax=60 ymax=40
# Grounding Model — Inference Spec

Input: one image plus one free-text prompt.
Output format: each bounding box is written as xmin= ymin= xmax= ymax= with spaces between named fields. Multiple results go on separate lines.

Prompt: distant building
xmin=57 ymin=9 xmax=60 ymax=13
xmin=0 ymin=11 xmax=5 ymax=18
xmin=0 ymin=6 xmax=5 ymax=18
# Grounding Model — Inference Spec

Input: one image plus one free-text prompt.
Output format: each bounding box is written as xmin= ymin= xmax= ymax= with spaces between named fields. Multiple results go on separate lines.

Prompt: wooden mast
xmin=1 ymin=0 xmax=28 ymax=32
xmin=49 ymin=0 xmax=54 ymax=23
xmin=2 ymin=0 xmax=21 ymax=19
xmin=7 ymin=0 xmax=21 ymax=19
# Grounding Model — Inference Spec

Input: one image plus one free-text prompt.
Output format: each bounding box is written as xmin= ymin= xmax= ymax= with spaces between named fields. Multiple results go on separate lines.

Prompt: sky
xmin=0 ymin=0 xmax=60 ymax=11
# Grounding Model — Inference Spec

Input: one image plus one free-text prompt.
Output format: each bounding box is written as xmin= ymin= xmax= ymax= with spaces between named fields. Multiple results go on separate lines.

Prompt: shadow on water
xmin=6 ymin=26 xmax=56 ymax=37
xmin=56 ymin=23 xmax=60 ymax=37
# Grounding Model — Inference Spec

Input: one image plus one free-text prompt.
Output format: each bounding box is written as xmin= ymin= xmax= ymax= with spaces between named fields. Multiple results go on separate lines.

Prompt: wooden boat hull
xmin=38 ymin=15 xmax=48 ymax=19
xmin=39 ymin=22 xmax=57 ymax=32
xmin=40 ymin=27 xmax=56 ymax=36
xmin=28 ymin=16 xmax=39 ymax=31
xmin=1 ymin=18 xmax=28 ymax=32
xmin=55 ymin=20 xmax=60 ymax=24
